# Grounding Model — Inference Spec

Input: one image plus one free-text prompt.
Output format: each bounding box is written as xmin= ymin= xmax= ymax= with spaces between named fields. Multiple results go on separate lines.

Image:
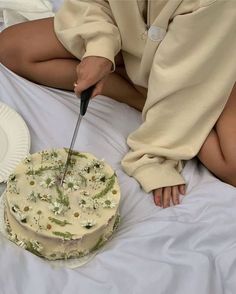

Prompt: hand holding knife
xmin=60 ymin=85 xmax=96 ymax=186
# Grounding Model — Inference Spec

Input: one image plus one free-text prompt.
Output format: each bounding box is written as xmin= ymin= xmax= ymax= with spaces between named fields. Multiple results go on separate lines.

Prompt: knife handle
xmin=80 ymin=85 xmax=96 ymax=116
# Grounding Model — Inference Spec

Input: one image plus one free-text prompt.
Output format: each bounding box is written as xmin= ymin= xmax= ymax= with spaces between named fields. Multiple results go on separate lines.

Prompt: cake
xmin=4 ymin=148 xmax=120 ymax=260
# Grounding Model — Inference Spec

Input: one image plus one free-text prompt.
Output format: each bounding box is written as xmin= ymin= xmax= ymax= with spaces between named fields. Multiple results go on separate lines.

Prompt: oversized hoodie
xmin=54 ymin=0 xmax=236 ymax=193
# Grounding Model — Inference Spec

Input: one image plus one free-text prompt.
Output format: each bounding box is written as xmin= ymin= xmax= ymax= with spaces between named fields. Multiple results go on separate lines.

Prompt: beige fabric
xmin=54 ymin=0 xmax=236 ymax=193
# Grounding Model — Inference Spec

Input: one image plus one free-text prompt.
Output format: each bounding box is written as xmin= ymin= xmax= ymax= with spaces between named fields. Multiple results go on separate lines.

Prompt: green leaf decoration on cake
xmin=52 ymin=231 xmax=74 ymax=240
xmin=113 ymin=214 xmax=121 ymax=231
xmin=50 ymin=253 xmax=57 ymax=259
xmin=78 ymin=173 xmax=87 ymax=187
xmin=55 ymin=185 xmax=70 ymax=207
xmin=26 ymin=240 xmax=43 ymax=257
xmin=50 ymin=149 xmax=59 ymax=159
xmin=93 ymin=174 xmax=116 ymax=199
xmin=26 ymin=164 xmax=64 ymax=176
xmin=64 ymin=148 xmax=88 ymax=159
xmin=48 ymin=217 xmax=72 ymax=226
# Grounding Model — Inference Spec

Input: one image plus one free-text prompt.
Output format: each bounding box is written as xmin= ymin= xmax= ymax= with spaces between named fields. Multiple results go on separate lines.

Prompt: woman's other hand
xmin=74 ymin=56 xmax=113 ymax=98
xmin=153 ymin=184 xmax=186 ymax=208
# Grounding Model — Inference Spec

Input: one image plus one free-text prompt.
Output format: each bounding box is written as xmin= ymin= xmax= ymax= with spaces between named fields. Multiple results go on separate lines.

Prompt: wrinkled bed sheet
xmin=0 ymin=63 xmax=236 ymax=294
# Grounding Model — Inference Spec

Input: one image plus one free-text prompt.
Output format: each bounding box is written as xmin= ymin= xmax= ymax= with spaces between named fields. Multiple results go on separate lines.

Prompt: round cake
xmin=4 ymin=148 xmax=120 ymax=260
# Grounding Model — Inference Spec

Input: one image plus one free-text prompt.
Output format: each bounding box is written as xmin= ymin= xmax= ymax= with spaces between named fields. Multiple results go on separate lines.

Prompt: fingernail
xmin=181 ymin=186 xmax=185 ymax=195
xmin=155 ymin=200 xmax=161 ymax=207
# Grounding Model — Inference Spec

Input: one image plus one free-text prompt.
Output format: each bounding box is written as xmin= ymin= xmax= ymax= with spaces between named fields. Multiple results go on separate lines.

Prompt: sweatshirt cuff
xmin=82 ymin=36 xmax=118 ymax=72
xmin=122 ymin=160 xmax=186 ymax=193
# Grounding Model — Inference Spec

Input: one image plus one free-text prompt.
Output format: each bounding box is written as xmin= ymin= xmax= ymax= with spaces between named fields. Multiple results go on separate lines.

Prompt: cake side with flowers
xmin=4 ymin=148 xmax=120 ymax=260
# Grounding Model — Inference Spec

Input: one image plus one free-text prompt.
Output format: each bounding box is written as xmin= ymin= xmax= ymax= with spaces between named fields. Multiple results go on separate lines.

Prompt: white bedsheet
xmin=0 ymin=0 xmax=54 ymax=28
xmin=1 ymin=62 xmax=236 ymax=293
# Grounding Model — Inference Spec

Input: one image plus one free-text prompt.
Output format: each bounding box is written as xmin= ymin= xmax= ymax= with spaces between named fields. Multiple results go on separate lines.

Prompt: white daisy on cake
xmin=27 ymin=191 xmax=38 ymax=202
xmin=30 ymin=240 xmax=43 ymax=253
xmin=101 ymin=196 xmax=117 ymax=209
xmin=63 ymin=176 xmax=80 ymax=192
xmin=80 ymin=219 xmax=97 ymax=229
xmin=24 ymin=155 xmax=32 ymax=164
xmin=50 ymin=201 xmax=68 ymax=215
xmin=40 ymin=175 xmax=56 ymax=188
xmin=80 ymin=190 xmax=90 ymax=196
xmin=78 ymin=196 xmax=95 ymax=210
xmin=38 ymin=193 xmax=52 ymax=202
xmin=17 ymin=240 xmax=27 ymax=249
xmin=49 ymin=149 xmax=62 ymax=163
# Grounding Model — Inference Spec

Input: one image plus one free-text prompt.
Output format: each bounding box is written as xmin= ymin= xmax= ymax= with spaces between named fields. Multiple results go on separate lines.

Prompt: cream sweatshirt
xmin=54 ymin=0 xmax=236 ymax=193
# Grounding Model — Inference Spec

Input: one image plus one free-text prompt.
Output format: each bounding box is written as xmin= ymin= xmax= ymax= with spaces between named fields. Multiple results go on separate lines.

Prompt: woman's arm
xmin=54 ymin=0 xmax=121 ymax=71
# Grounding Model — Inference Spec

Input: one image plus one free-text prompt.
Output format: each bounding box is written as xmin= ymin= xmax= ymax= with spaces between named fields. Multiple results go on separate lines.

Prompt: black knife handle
xmin=80 ymin=85 xmax=96 ymax=116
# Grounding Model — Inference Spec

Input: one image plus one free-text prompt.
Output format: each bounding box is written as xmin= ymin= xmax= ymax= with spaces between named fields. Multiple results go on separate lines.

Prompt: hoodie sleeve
xmin=54 ymin=0 xmax=121 ymax=71
xmin=121 ymin=0 xmax=236 ymax=193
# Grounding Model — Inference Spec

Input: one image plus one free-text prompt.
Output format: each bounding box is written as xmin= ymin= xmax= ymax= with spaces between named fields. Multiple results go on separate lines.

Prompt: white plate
xmin=0 ymin=103 xmax=30 ymax=183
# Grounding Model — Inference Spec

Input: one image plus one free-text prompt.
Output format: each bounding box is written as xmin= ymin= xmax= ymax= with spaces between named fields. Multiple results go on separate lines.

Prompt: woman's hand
xmin=153 ymin=184 xmax=186 ymax=208
xmin=74 ymin=56 xmax=113 ymax=98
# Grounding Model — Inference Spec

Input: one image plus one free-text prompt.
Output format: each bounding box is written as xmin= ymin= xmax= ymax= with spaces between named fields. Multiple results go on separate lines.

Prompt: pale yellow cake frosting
xmin=4 ymin=148 xmax=120 ymax=260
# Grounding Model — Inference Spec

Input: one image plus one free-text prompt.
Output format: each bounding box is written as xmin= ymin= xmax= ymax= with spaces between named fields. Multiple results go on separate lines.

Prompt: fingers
xmin=171 ymin=186 xmax=180 ymax=205
xmin=74 ymin=77 xmax=107 ymax=99
xmin=178 ymin=184 xmax=186 ymax=195
xmin=91 ymin=78 xmax=106 ymax=97
xmin=74 ymin=56 xmax=112 ymax=98
xmin=153 ymin=187 xmax=171 ymax=208
xmin=153 ymin=188 xmax=162 ymax=206
xmin=163 ymin=186 xmax=171 ymax=208
xmin=153 ymin=184 xmax=186 ymax=208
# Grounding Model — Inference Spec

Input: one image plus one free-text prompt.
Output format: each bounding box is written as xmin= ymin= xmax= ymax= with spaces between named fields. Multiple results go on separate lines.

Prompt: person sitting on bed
xmin=0 ymin=0 xmax=235 ymax=209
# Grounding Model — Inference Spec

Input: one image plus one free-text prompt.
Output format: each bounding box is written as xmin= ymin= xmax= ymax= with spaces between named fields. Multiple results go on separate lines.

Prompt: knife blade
xmin=60 ymin=85 xmax=95 ymax=185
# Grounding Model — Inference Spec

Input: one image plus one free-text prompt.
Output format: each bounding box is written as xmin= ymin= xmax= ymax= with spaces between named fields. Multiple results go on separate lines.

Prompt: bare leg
xmin=197 ymin=83 xmax=236 ymax=186
xmin=0 ymin=18 xmax=78 ymax=90
xmin=0 ymin=17 xmax=146 ymax=111
xmin=102 ymin=69 xmax=146 ymax=111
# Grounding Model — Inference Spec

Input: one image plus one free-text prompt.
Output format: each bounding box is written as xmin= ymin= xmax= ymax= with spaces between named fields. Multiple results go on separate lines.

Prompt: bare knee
xmin=218 ymin=162 xmax=236 ymax=187
xmin=0 ymin=26 xmax=28 ymax=73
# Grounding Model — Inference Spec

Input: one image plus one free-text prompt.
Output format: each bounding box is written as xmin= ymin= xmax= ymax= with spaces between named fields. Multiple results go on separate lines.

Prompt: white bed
xmin=1 ymin=1 xmax=236 ymax=293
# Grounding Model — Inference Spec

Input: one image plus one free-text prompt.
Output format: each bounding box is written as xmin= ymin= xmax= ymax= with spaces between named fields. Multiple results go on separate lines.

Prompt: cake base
xmin=0 ymin=192 xmax=120 ymax=268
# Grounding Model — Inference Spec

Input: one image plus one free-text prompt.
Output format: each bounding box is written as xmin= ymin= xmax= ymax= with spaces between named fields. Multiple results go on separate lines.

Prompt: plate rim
xmin=0 ymin=102 xmax=31 ymax=182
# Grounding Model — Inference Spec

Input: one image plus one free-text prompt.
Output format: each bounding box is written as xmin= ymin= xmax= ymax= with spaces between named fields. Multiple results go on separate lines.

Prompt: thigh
xmin=114 ymin=55 xmax=148 ymax=99
xmin=215 ymin=82 xmax=236 ymax=162
xmin=0 ymin=17 xmax=76 ymax=63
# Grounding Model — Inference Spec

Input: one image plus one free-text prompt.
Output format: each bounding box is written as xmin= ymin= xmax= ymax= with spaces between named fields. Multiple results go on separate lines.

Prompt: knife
xmin=60 ymin=85 xmax=95 ymax=185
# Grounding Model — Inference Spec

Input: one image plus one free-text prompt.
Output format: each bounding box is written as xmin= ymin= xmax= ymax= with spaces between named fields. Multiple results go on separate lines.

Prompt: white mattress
xmin=1 ymin=63 xmax=236 ymax=294
xmin=1 ymin=11 xmax=236 ymax=292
